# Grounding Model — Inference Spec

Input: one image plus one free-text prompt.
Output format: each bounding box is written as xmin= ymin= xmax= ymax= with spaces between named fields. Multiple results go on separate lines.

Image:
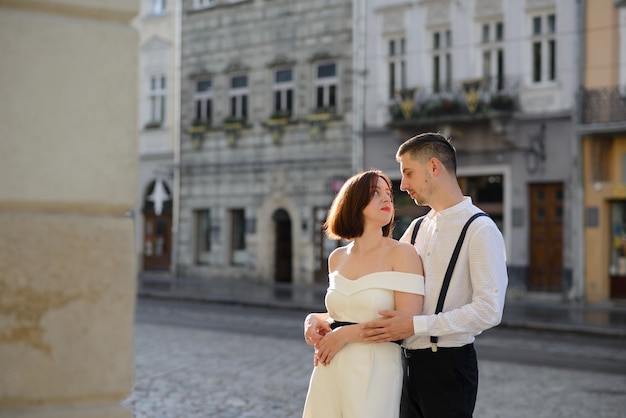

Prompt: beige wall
xmin=583 ymin=136 xmax=626 ymax=302
xmin=0 ymin=1 xmax=139 ymax=417
xmin=585 ymin=0 xmax=620 ymax=88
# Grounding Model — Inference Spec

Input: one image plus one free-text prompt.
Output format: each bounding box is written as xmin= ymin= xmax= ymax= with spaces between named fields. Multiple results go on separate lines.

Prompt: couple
xmin=302 ymin=132 xmax=509 ymax=418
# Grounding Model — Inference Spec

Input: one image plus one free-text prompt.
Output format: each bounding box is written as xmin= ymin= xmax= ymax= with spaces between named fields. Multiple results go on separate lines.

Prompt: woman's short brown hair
xmin=323 ymin=170 xmax=394 ymax=240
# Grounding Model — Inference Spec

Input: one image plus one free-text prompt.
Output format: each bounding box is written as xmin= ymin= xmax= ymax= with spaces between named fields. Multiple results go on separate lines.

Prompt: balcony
xmin=387 ymin=76 xmax=519 ymax=131
xmin=581 ymin=86 xmax=626 ymax=125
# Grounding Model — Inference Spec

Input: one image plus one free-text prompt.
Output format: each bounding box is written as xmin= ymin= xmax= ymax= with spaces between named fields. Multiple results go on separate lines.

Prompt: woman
xmin=302 ymin=170 xmax=424 ymax=418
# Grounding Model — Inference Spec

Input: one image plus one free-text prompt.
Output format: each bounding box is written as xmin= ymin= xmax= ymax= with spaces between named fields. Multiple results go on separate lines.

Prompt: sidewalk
xmin=137 ymin=272 xmax=626 ymax=338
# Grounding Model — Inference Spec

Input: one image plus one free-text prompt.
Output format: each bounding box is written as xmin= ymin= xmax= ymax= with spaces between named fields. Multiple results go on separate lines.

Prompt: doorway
xmin=142 ymin=179 xmax=172 ymax=271
xmin=528 ymin=183 xmax=564 ymax=291
xmin=273 ymin=209 xmax=292 ymax=283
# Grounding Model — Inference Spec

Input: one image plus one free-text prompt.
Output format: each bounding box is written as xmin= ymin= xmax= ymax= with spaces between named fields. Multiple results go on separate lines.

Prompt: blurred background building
xmin=134 ymin=0 xmax=626 ymax=305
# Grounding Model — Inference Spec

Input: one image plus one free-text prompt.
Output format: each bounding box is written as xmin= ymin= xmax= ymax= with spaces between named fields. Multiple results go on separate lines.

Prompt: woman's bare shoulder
xmin=387 ymin=239 xmax=423 ymax=274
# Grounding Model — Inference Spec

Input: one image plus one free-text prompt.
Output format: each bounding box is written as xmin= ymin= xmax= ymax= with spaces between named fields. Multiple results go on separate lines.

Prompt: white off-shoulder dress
xmin=302 ymin=271 xmax=425 ymax=418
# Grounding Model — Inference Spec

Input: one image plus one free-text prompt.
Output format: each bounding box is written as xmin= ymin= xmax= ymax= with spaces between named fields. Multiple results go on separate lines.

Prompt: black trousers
xmin=400 ymin=344 xmax=478 ymax=418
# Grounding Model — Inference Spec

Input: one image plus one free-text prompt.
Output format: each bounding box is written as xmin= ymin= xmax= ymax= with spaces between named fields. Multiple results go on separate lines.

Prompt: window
xmin=432 ymin=29 xmax=452 ymax=93
xmin=230 ymin=209 xmax=246 ymax=265
xmin=149 ymin=74 xmax=166 ymax=125
xmin=480 ymin=21 xmax=504 ymax=91
xmin=531 ymin=13 xmax=556 ymax=83
xmin=195 ymin=209 xmax=211 ymax=264
xmin=151 ymin=0 xmax=166 ymax=14
xmin=388 ymin=37 xmax=407 ymax=99
xmin=194 ymin=80 xmax=212 ymax=124
xmin=314 ymin=62 xmax=337 ymax=112
xmin=273 ymin=68 xmax=294 ymax=116
xmin=229 ymin=75 xmax=248 ymax=120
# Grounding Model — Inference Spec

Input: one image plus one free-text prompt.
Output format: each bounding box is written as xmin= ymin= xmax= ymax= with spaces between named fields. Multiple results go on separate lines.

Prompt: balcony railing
xmin=581 ymin=86 xmax=626 ymax=125
xmin=388 ymin=76 xmax=520 ymax=127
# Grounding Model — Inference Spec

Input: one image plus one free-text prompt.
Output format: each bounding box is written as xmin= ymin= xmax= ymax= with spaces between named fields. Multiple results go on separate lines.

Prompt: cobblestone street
xmin=124 ymin=319 xmax=626 ymax=418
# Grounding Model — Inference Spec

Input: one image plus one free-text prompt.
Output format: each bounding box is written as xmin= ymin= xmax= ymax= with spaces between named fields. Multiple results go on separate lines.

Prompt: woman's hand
xmin=304 ymin=313 xmax=331 ymax=346
xmin=314 ymin=327 xmax=349 ymax=367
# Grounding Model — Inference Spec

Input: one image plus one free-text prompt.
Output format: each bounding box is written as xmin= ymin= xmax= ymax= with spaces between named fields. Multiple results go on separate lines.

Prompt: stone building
xmin=134 ymin=0 xmax=180 ymax=273
xmin=362 ymin=0 xmax=583 ymax=300
xmin=176 ymin=0 xmax=355 ymax=284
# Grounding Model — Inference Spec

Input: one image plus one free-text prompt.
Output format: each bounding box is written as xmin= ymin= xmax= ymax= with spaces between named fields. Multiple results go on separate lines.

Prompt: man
xmin=304 ymin=132 xmax=508 ymax=417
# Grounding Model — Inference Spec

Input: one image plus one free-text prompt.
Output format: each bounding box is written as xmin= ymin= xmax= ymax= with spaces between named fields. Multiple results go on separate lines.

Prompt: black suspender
xmin=410 ymin=215 xmax=426 ymax=245
xmin=409 ymin=212 xmax=489 ymax=352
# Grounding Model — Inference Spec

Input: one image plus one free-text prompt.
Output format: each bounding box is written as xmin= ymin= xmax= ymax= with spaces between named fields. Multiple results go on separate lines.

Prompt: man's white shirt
xmin=400 ymin=197 xmax=508 ymax=350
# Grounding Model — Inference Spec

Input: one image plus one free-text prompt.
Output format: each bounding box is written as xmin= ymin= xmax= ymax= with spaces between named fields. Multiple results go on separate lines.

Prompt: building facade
xmin=177 ymin=0 xmax=355 ymax=284
xmin=580 ymin=0 xmax=626 ymax=302
xmin=134 ymin=0 xmax=180 ymax=273
xmin=362 ymin=0 xmax=582 ymax=300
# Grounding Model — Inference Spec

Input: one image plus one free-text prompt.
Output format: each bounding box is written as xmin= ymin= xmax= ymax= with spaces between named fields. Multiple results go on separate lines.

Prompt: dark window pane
xmin=533 ymin=16 xmax=541 ymax=35
xmin=533 ymin=42 xmax=542 ymax=82
xmin=286 ymin=89 xmax=293 ymax=113
xmin=196 ymin=80 xmax=212 ymax=92
xmin=329 ymin=85 xmax=336 ymax=108
xmin=549 ymin=40 xmax=556 ymax=80
xmin=195 ymin=100 xmax=202 ymax=120
xmin=275 ymin=69 xmax=292 ymax=83
xmin=206 ymin=99 xmax=212 ymax=120
xmin=317 ymin=86 xmax=324 ymax=108
xmin=274 ymin=91 xmax=281 ymax=112
xmin=389 ymin=39 xmax=395 ymax=56
xmin=242 ymin=95 xmax=248 ymax=118
xmin=496 ymin=22 xmax=504 ymax=41
xmin=231 ymin=75 xmax=248 ymax=88
xmin=231 ymin=96 xmax=236 ymax=117
xmin=317 ymin=63 xmax=336 ymax=78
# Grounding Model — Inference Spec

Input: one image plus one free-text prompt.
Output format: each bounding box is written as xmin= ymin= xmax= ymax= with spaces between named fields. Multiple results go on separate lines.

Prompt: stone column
xmin=0 ymin=1 xmax=139 ymax=417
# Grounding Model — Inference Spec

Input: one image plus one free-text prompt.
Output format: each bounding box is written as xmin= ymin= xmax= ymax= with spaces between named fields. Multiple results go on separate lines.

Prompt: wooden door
xmin=529 ymin=183 xmax=563 ymax=291
xmin=143 ymin=213 xmax=172 ymax=271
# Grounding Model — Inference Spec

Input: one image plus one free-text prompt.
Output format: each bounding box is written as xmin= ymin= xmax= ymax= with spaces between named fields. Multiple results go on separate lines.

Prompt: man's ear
xmin=429 ymin=157 xmax=441 ymax=175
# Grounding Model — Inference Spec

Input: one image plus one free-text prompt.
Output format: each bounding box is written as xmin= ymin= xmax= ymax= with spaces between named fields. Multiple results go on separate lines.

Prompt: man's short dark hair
xmin=396 ymin=132 xmax=457 ymax=174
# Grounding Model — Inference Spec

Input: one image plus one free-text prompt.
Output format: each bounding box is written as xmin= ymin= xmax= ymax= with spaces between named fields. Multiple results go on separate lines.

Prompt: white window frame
xmin=480 ymin=20 xmax=504 ymax=92
xmin=314 ymin=62 xmax=338 ymax=112
xmin=148 ymin=73 xmax=166 ymax=125
xmin=432 ymin=29 xmax=452 ymax=93
xmin=530 ymin=12 xmax=556 ymax=85
xmin=193 ymin=79 xmax=212 ymax=123
xmin=273 ymin=68 xmax=294 ymax=116
xmin=387 ymin=36 xmax=407 ymax=100
xmin=229 ymin=74 xmax=248 ymax=120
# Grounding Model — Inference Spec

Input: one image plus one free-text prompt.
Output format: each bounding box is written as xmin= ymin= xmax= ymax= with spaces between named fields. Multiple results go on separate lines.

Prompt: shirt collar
xmin=429 ymin=196 xmax=473 ymax=220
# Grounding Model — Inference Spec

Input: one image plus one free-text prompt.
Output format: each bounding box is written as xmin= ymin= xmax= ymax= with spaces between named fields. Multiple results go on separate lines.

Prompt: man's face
xmin=398 ymin=153 xmax=432 ymax=206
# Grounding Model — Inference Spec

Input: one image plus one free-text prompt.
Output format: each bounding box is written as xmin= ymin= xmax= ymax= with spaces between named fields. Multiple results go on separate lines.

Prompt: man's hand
xmin=360 ymin=310 xmax=414 ymax=342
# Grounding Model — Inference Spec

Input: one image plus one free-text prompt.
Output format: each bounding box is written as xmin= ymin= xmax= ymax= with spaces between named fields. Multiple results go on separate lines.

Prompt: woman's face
xmin=362 ymin=176 xmax=393 ymax=227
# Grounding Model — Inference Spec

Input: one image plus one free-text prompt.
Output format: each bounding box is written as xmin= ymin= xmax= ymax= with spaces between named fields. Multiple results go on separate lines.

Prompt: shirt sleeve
xmin=412 ymin=220 xmax=508 ymax=337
